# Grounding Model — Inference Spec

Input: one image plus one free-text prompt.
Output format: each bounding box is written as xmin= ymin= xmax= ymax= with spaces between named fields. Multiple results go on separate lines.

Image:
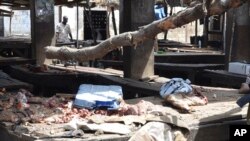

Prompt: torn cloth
xmin=160 ymin=78 xmax=192 ymax=98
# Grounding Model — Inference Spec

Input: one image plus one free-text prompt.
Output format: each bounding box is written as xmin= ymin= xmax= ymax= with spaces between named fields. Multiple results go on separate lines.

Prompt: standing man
xmin=154 ymin=1 xmax=167 ymax=20
xmin=56 ymin=16 xmax=73 ymax=43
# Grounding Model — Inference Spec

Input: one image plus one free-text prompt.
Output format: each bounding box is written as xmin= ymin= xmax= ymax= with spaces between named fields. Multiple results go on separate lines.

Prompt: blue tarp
xmin=74 ymin=84 xmax=123 ymax=110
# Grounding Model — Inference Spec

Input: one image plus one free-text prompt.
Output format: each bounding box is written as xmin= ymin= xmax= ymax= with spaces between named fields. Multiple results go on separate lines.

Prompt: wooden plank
xmin=155 ymin=52 xmax=225 ymax=64
xmin=98 ymin=60 xmax=224 ymax=74
xmin=0 ymin=70 xmax=32 ymax=90
xmin=99 ymin=60 xmax=225 ymax=69
xmin=202 ymin=69 xmax=246 ymax=88
xmin=9 ymin=65 xmax=94 ymax=96
xmin=0 ymin=9 xmax=13 ymax=14
xmin=0 ymin=42 xmax=31 ymax=49
xmin=0 ymin=57 xmax=35 ymax=66
xmin=158 ymin=39 xmax=194 ymax=47
xmin=99 ymin=74 xmax=160 ymax=98
xmin=0 ymin=36 xmax=31 ymax=43
xmin=155 ymin=63 xmax=224 ymax=70
xmin=48 ymin=64 xmax=123 ymax=76
xmin=166 ymin=47 xmax=220 ymax=53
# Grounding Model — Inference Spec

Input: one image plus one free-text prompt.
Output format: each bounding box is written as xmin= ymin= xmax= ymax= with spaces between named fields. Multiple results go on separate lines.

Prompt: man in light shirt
xmin=55 ymin=16 xmax=75 ymax=66
xmin=56 ymin=16 xmax=73 ymax=43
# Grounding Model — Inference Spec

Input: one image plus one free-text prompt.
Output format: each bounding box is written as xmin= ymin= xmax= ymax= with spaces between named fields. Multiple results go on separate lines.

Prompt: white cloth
xmin=56 ymin=23 xmax=71 ymax=43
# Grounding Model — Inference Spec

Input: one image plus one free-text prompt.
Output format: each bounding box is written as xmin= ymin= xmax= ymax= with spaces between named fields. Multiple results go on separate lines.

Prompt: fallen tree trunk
xmin=45 ymin=0 xmax=247 ymax=62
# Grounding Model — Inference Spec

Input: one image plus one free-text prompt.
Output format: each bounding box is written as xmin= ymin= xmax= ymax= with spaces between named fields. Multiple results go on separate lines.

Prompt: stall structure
xmin=0 ymin=0 xmax=249 ymax=141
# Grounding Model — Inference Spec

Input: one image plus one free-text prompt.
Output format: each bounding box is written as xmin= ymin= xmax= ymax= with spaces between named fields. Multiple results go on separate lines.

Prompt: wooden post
xmin=120 ymin=0 xmax=155 ymax=80
xmin=225 ymin=10 xmax=234 ymax=70
xmin=111 ymin=7 xmax=117 ymax=35
xmin=195 ymin=20 xmax=198 ymax=45
xmin=76 ymin=1 xmax=79 ymax=48
xmin=203 ymin=16 xmax=209 ymax=47
xmin=222 ymin=12 xmax=227 ymax=54
xmin=225 ymin=1 xmax=250 ymax=69
xmin=59 ymin=6 xmax=62 ymax=23
xmin=233 ymin=1 xmax=250 ymax=63
xmin=30 ymin=0 xmax=55 ymax=65
xmin=0 ymin=17 xmax=4 ymax=36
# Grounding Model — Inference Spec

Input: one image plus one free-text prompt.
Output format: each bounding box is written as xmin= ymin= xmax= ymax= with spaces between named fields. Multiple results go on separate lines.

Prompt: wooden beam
xmin=0 ymin=14 xmax=12 ymax=17
xmin=0 ymin=9 xmax=13 ymax=14
xmin=0 ymin=9 xmax=13 ymax=17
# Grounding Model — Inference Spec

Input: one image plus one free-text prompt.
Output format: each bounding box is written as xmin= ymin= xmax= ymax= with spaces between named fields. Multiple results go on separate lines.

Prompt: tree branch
xmin=45 ymin=0 xmax=247 ymax=62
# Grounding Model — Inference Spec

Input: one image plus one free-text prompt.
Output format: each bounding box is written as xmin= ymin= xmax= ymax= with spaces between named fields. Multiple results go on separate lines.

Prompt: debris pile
xmin=0 ymin=88 xmax=189 ymax=140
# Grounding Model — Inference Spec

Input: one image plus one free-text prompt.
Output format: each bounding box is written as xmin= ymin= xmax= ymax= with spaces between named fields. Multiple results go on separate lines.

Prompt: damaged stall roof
xmin=0 ymin=0 xmax=184 ymax=9
xmin=0 ymin=0 xmax=94 ymax=10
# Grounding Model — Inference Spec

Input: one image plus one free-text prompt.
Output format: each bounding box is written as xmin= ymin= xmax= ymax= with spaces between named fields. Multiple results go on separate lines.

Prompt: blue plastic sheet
xmin=74 ymin=84 xmax=123 ymax=110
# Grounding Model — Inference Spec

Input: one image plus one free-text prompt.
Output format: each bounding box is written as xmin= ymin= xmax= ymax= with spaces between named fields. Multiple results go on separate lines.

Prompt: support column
xmin=0 ymin=17 xmax=3 ymax=36
xmin=203 ymin=16 xmax=209 ymax=47
xmin=120 ymin=0 xmax=155 ymax=80
xmin=225 ymin=1 xmax=250 ymax=69
xmin=30 ymin=0 xmax=55 ymax=65
xmin=233 ymin=2 xmax=250 ymax=63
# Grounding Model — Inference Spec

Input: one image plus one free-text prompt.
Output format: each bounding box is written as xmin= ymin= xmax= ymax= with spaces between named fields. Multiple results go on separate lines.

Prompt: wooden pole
xmin=84 ymin=2 xmax=97 ymax=44
xmin=59 ymin=6 xmax=62 ymax=23
xmin=30 ymin=0 xmax=55 ymax=65
xmin=76 ymin=0 xmax=79 ymax=48
xmin=111 ymin=6 xmax=117 ymax=35
xmin=9 ymin=11 xmax=12 ymax=35
xmin=233 ymin=1 xmax=250 ymax=63
xmin=195 ymin=20 xmax=198 ymax=45
xmin=121 ymin=0 xmax=155 ymax=80
xmin=203 ymin=16 xmax=209 ymax=47
xmin=0 ymin=17 xmax=3 ymax=36
xmin=228 ymin=13 xmax=235 ymax=63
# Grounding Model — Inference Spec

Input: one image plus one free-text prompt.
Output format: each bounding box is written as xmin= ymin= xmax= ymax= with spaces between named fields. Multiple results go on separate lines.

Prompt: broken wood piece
xmin=145 ymin=114 xmax=189 ymax=131
xmin=56 ymin=93 xmax=75 ymax=99
xmin=103 ymin=115 xmax=147 ymax=125
xmin=0 ymin=110 xmax=19 ymax=122
xmin=77 ymin=122 xmax=132 ymax=135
